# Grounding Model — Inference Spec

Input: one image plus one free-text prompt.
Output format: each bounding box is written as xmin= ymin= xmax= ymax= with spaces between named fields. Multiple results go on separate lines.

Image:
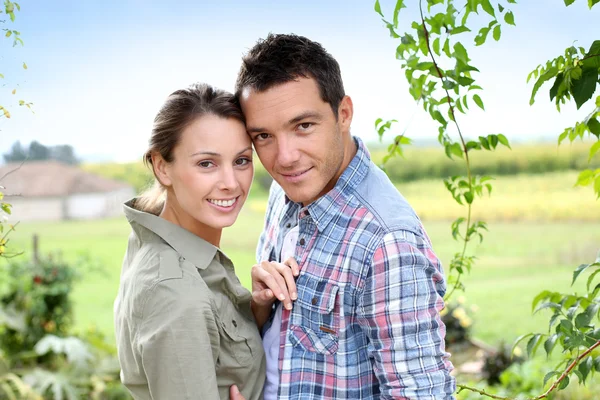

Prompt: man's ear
xmin=151 ymin=152 xmax=172 ymax=187
xmin=337 ymin=95 xmax=354 ymax=133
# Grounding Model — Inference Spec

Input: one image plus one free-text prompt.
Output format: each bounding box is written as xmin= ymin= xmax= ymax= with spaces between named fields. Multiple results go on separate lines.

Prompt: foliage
xmin=375 ymin=0 xmax=600 ymax=397
xmin=440 ymin=296 xmax=476 ymax=345
xmin=481 ymin=342 xmax=523 ymax=386
xmin=0 ymin=255 xmax=85 ymax=358
xmin=375 ymin=141 xmax=599 ymax=183
xmin=0 ymin=0 xmax=32 ymax=120
xmin=3 ymin=141 xmax=80 ymax=165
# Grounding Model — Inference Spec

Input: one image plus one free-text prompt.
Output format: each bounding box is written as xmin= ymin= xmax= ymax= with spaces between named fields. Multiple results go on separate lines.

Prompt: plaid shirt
xmin=257 ymin=137 xmax=455 ymax=399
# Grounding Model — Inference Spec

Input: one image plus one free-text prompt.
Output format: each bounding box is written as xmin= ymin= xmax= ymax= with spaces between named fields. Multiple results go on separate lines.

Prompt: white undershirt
xmin=262 ymin=225 xmax=299 ymax=400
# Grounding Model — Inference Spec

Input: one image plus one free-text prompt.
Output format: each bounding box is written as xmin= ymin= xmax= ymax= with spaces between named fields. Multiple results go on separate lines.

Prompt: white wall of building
xmin=66 ymin=188 xmax=135 ymax=219
xmin=4 ymin=197 xmax=64 ymax=222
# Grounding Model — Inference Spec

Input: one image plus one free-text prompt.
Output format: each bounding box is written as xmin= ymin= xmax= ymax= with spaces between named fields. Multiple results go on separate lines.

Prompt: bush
xmin=441 ymin=297 xmax=476 ymax=345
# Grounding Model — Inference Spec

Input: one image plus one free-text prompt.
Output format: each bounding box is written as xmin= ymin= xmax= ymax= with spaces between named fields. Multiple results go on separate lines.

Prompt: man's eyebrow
xmin=247 ymin=111 xmax=323 ymax=134
xmin=288 ymin=111 xmax=322 ymax=125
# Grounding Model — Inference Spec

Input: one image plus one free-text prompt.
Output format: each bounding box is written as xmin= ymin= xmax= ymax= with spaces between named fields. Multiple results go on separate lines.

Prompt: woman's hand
xmin=250 ymin=257 xmax=299 ymax=329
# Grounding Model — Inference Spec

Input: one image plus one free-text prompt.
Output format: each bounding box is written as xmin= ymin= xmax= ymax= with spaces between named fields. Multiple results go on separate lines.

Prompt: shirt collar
xmin=123 ymin=199 xmax=218 ymax=270
xmin=289 ymin=136 xmax=370 ymax=232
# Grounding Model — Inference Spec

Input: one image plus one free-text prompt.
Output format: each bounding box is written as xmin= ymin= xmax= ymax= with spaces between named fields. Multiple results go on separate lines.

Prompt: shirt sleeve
xmin=136 ymin=278 xmax=221 ymax=400
xmin=357 ymin=230 xmax=456 ymax=399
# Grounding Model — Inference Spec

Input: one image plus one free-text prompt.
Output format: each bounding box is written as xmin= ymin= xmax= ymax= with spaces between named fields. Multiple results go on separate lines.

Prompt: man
xmin=235 ymin=33 xmax=455 ymax=399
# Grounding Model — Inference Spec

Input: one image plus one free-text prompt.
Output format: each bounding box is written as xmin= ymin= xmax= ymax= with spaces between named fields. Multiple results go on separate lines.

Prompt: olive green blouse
xmin=114 ymin=199 xmax=265 ymax=399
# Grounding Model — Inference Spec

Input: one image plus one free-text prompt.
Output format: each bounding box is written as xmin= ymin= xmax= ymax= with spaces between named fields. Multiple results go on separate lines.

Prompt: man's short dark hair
xmin=235 ymin=33 xmax=345 ymax=119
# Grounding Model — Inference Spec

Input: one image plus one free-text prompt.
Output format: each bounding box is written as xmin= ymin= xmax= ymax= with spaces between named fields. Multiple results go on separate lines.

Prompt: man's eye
xmin=299 ymin=123 xmax=312 ymax=130
xmin=255 ymin=133 xmax=270 ymax=141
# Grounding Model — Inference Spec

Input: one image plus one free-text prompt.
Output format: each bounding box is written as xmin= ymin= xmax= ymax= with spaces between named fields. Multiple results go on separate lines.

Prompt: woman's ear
xmin=151 ymin=152 xmax=172 ymax=187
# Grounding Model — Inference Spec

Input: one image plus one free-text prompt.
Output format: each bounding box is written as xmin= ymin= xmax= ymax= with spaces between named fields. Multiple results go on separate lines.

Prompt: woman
xmin=113 ymin=83 xmax=265 ymax=400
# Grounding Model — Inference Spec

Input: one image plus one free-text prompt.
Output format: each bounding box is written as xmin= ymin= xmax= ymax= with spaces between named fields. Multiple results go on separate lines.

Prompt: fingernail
xmin=266 ymin=290 xmax=272 ymax=298
xmin=232 ymin=385 xmax=239 ymax=394
xmin=291 ymin=292 xmax=297 ymax=300
xmin=286 ymin=303 xmax=292 ymax=310
xmin=278 ymin=293 xmax=285 ymax=301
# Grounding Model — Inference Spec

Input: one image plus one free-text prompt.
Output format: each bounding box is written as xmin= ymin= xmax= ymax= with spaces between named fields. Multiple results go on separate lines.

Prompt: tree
xmin=2 ymin=140 xmax=26 ymax=162
xmin=374 ymin=0 xmax=599 ymax=398
xmin=3 ymin=141 xmax=80 ymax=165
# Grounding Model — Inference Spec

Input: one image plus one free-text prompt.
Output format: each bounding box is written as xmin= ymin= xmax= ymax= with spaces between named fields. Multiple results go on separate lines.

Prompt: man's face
xmin=239 ymin=77 xmax=353 ymax=206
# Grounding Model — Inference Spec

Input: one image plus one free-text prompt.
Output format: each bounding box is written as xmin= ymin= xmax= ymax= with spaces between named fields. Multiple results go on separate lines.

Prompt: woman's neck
xmin=159 ymin=198 xmax=221 ymax=248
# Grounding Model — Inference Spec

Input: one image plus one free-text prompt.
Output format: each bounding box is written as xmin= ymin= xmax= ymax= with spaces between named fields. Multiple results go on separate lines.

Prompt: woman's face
xmin=161 ymin=115 xmax=254 ymax=236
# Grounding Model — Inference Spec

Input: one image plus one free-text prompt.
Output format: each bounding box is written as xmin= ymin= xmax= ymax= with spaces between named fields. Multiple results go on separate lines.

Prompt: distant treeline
xmin=83 ymin=141 xmax=599 ymax=193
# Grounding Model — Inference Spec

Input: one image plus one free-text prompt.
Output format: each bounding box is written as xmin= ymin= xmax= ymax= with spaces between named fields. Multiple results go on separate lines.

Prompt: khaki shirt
xmin=114 ymin=199 xmax=266 ymax=400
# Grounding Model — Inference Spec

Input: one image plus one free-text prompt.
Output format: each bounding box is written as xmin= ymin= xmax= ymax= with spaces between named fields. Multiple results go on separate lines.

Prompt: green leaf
xmin=530 ymin=67 xmax=558 ymax=105
xmin=526 ymin=334 xmax=544 ymax=357
xmin=558 ymin=375 xmax=570 ymax=390
xmin=481 ymin=0 xmax=496 ymax=17
xmin=573 ymin=263 xmax=593 ymax=285
xmin=544 ymin=371 xmax=560 ymax=386
xmin=544 ymin=334 xmax=559 ymax=357
xmin=589 ymin=140 xmax=600 ymax=161
xmin=587 ymin=268 xmax=600 ymax=291
xmin=474 ymin=27 xmax=490 ymax=46
xmin=581 ymin=40 xmax=600 ymax=69
xmin=578 ymin=356 xmax=593 ymax=384
xmin=571 ymin=68 xmax=599 ymax=109
xmin=473 ymin=94 xmax=485 ymax=110
xmin=464 ymin=191 xmax=474 ymax=204
xmin=489 ymin=134 xmax=499 ymax=149
xmin=549 ymin=73 xmax=565 ymax=101
xmin=374 ymin=0 xmax=384 ymax=17
xmin=433 ymin=37 xmax=440 ymax=55
xmin=453 ymin=42 xmax=469 ymax=64
xmin=497 ymin=133 xmax=511 ymax=149
xmin=564 ymin=0 xmax=576 ymax=4
xmin=590 ymin=0 xmax=600 ymax=7
xmin=576 ymin=170 xmax=595 ymax=186
xmin=479 ymin=136 xmax=490 ymax=150
xmin=443 ymin=38 xmax=451 ymax=57
xmin=451 ymin=26 xmax=471 ymax=35
xmin=393 ymin=0 xmax=406 ymax=27
xmin=512 ymin=333 xmax=533 ymax=356
xmin=5 ymin=30 xmax=11 ymax=37
xmin=504 ymin=11 xmax=516 ymax=25
xmin=493 ymin=25 xmax=501 ymax=41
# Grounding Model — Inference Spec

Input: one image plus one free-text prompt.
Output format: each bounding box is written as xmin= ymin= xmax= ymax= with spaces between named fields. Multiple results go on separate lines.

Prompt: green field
xmin=7 ymin=171 xmax=600 ymax=348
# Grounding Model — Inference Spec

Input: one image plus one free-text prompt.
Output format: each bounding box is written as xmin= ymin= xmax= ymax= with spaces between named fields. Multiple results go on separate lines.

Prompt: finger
xmin=230 ymin=385 xmax=245 ymax=400
xmin=252 ymin=288 xmax=274 ymax=306
xmin=284 ymin=257 xmax=300 ymax=277
xmin=262 ymin=261 xmax=294 ymax=310
xmin=257 ymin=262 xmax=290 ymax=305
xmin=275 ymin=261 xmax=297 ymax=301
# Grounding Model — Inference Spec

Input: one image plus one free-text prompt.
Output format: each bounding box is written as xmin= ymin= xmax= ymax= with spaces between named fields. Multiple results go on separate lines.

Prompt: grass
xmin=5 ymin=171 xmax=600 ymax=348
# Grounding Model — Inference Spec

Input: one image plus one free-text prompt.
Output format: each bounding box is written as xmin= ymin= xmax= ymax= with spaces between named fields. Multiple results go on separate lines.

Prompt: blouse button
xmin=299 ymin=238 xmax=306 ymax=246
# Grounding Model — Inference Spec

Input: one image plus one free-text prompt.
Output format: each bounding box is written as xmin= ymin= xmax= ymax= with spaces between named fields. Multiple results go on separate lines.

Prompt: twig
xmin=418 ymin=0 xmax=473 ymax=298
xmin=457 ymin=385 xmax=512 ymax=400
xmin=532 ymin=339 xmax=600 ymax=400
xmin=0 ymin=158 xmax=26 ymax=182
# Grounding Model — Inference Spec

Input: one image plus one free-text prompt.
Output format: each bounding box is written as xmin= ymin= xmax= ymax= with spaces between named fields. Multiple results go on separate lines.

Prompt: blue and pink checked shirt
xmin=257 ymin=137 xmax=455 ymax=399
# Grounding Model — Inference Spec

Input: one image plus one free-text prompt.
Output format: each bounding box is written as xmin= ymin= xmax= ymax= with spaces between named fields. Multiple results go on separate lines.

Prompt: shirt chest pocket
xmin=288 ymin=276 xmax=341 ymax=355
xmin=217 ymin=299 xmax=255 ymax=367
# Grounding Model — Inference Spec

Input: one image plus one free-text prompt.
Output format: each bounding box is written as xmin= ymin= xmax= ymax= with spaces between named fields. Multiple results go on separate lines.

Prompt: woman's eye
xmin=198 ymin=161 xmax=214 ymax=168
xmin=235 ymin=157 xmax=252 ymax=166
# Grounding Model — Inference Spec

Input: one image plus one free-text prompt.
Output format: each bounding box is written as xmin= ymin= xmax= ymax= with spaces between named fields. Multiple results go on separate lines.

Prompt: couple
xmin=113 ymin=33 xmax=455 ymax=399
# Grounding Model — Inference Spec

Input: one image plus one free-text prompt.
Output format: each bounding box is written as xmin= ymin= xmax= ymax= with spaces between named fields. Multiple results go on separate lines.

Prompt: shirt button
xmin=232 ymin=320 xmax=237 ymax=328
xmin=299 ymin=238 xmax=305 ymax=246
xmin=286 ymin=223 xmax=291 ymax=228
xmin=311 ymin=297 xmax=318 ymax=305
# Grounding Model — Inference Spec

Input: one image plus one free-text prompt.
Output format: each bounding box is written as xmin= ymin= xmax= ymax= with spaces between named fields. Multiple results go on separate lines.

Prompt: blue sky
xmin=0 ymin=0 xmax=598 ymax=162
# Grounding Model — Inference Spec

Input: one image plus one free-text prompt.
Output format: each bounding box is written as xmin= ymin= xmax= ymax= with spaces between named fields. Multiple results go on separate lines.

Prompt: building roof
xmin=0 ymin=161 xmax=132 ymax=197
